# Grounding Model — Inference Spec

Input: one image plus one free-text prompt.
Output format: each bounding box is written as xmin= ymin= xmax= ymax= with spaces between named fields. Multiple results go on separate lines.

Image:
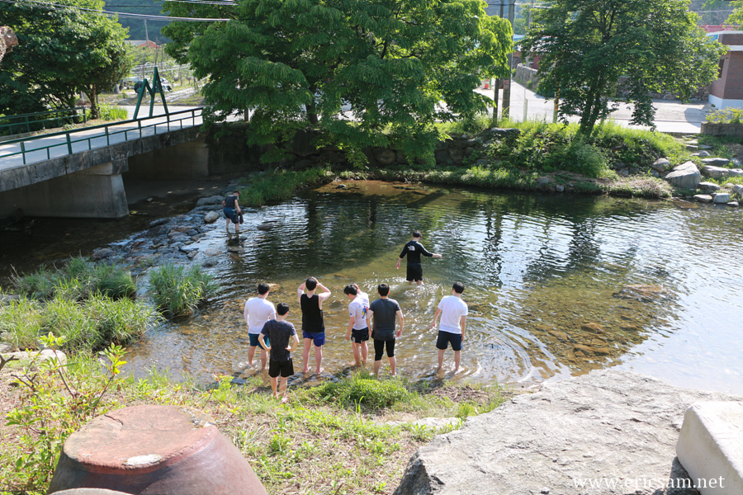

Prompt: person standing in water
xmin=396 ymin=230 xmax=442 ymax=286
xmin=258 ymin=303 xmax=300 ymax=402
xmin=297 ymin=277 xmax=331 ymax=374
xmin=431 ymin=282 xmax=468 ymax=374
xmin=222 ymin=190 xmax=242 ymax=235
xmin=367 ymin=283 xmax=404 ymax=377
xmin=344 ymin=284 xmax=370 ymax=367
xmin=243 ymin=282 xmax=275 ymax=371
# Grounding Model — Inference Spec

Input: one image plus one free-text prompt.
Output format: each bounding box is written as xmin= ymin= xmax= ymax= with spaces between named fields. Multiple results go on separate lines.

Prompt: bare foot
xmin=315 ymin=368 xmax=324 ymax=375
xmin=302 ymin=368 xmax=310 ymax=374
xmin=273 ymin=394 xmax=280 ymax=400
xmin=280 ymin=397 xmax=289 ymax=404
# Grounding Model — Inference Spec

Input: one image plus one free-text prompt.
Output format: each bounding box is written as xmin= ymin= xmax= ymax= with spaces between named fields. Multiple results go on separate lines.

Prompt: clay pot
xmin=48 ymin=405 xmax=267 ymax=495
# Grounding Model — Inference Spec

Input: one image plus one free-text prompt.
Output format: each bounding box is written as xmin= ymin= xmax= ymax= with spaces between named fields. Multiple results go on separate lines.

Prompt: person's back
xmin=244 ymin=296 xmax=275 ymax=333
xmin=438 ymin=295 xmax=468 ymax=334
xmin=263 ymin=319 xmax=297 ymax=362
xmin=300 ymin=293 xmax=325 ymax=333
xmin=431 ymin=282 xmax=468 ymax=374
xmin=350 ymin=291 xmax=370 ymax=330
xmin=369 ymin=298 xmax=400 ymax=340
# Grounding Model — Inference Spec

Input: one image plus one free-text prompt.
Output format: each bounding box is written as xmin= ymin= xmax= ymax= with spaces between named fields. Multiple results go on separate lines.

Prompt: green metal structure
xmin=133 ymin=67 xmax=170 ymax=119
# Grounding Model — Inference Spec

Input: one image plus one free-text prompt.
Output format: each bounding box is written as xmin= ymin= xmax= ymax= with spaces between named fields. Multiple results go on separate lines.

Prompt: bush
xmin=149 ymin=264 xmax=218 ymax=317
xmin=85 ymin=104 xmax=128 ymax=121
xmin=0 ymin=297 xmax=44 ymax=350
xmin=706 ymin=108 xmax=743 ymax=124
xmin=315 ymin=373 xmax=414 ymax=410
xmin=85 ymin=294 xmax=162 ymax=346
xmin=238 ymin=168 xmax=330 ymax=207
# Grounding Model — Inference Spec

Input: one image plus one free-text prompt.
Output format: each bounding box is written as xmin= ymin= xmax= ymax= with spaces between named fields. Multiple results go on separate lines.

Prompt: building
xmin=124 ymin=40 xmax=159 ymax=49
xmin=707 ymin=31 xmax=743 ymax=109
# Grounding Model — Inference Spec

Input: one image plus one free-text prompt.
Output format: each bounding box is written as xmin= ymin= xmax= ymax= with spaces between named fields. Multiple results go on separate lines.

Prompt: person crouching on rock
xmin=258 ymin=303 xmax=299 ymax=403
xmin=222 ymin=190 xmax=241 ymax=235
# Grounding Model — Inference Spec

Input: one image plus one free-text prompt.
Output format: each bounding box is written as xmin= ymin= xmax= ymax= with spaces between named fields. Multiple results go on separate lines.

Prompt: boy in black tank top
xmin=297 ymin=277 xmax=331 ymax=374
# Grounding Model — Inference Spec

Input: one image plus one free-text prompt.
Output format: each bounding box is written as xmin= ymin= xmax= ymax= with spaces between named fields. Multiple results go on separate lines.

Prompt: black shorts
xmin=269 ymin=359 xmax=294 ymax=378
xmin=406 ymin=263 xmax=423 ymax=282
xmin=351 ymin=328 xmax=369 ymax=343
xmin=374 ymin=339 xmax=396 ymax=361
xmin=436 ymin=331 xmax=462 ymax=351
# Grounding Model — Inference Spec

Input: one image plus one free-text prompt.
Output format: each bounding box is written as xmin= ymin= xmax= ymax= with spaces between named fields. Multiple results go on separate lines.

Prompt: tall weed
xmin=149 ymin=264 xmax=218 ymax=317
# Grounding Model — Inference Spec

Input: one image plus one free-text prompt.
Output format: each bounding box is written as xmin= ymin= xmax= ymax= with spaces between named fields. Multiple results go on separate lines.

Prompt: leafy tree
xmin=0 ymin=0 xmax=132 ymax=118
xmin=181 ymin=0 xmax=511 ymax=165
xmin=726 ymin=0 xmax=743 ymax=25
xmin=161 ymin=1 xmax=235 ymax=64
xmin=521 ymin=0 xmax=726 ymax=137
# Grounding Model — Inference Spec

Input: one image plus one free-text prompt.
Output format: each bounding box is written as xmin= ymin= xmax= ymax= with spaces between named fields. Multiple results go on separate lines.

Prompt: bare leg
xmin=373 ymin=360 xmax=382 ymax=376
xmin=360 ymin=341 xmax=368 ymax=365
xmin=352 ymin=343 xmax=361 ymax=366
xmin=389 ymin=356 xmax=397 ymax=377
xmin=278 ymin=377 xmax=288 ymax=401
xmin=260 ymin=348 xmax=268 ymax=371
xmin=437 ymin=349 xmax=445 ymax=372
xmin=248 ymin=345 xmax=257 ymax=367
xmin=270 ymin=376 xmax=278 ymax=398
xmin=314 ymin=345 xmax=323 ymax=374
xmin=225 ymin=218 xmax=231 ymax=233
xmin=453 ymin=351 xmax=461 ymax=373
xmin=417 ymin=280 xmax=423 ymax=286
xmin=302 ymin=339 xmax=311 ymax=373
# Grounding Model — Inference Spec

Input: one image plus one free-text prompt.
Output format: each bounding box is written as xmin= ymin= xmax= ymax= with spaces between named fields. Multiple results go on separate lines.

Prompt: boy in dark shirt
xmin=396 ymin=230 xmax=442 ymax=285
xmin=259 ymin=303 xmax=299 ymax=402
xmin=222 ymin=190 xmax=242 ymax=235
xmin=368 ymin=283 xmax=404 ymax=377
xmin=297 ymin=277 xmax=331 ymax=374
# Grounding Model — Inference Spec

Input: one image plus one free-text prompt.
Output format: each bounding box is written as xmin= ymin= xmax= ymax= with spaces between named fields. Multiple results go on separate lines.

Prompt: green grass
xmin=237 ymin=167 xmax=331 ymax=207
xmin=149 ymin=264 xmax=218 ymax=317
xmin=85 ymin=104 xmax=128 ymax=121
xmin=314 ymin=372 xmax=414 ymax=410
xmin=705 ymin=108 xmax=743 ymax=124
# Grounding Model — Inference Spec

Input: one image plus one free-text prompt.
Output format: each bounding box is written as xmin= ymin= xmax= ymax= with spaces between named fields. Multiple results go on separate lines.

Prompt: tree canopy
xmin=521 ymin=0 xmax=726 ymax=136
xmin=177 ymin=0 xmax=512 ymax=165
xmin=0 ymin=0 xmax=132 ymax=118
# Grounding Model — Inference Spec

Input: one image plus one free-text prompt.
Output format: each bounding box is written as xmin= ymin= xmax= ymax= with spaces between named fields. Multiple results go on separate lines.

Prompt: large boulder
xmin=393 ymin=369 xmax=740 ymax=495
xmin=665 ymin=161 xmax=701 ymax=189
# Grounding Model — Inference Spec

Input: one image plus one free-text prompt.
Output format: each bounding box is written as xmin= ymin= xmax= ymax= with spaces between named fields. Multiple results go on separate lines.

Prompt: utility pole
xmin=144 ymin=19 xmax=149 ymax=47
xmin=502 ymin=0 xmax=515 ymax=120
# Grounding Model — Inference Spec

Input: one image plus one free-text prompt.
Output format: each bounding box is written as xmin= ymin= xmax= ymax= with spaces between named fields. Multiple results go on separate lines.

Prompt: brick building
xmin=708 ymin=31 xmax=743 ymax=109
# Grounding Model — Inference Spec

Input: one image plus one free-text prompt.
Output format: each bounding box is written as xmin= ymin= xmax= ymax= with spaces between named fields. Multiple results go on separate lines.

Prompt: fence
xmin=0 ymin=107 xmax=88 ymax=137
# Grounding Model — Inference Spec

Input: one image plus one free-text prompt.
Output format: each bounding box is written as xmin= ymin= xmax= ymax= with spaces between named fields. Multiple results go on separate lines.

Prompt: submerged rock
xmin=612 ymin=284 xmax=674 ymax=302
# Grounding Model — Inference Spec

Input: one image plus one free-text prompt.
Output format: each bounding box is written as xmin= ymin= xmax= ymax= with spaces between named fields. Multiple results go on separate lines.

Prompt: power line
xmin=0 ymin=0 xmax=231 ymax=21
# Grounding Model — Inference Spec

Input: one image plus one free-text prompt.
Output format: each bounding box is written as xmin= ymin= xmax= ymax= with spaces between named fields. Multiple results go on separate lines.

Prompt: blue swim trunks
xmin=303 ymin=331 xmax=325 ymax=347
xmin=223 ymin=207 xmax=239 ymax=224
xmin=249 ymin=333 xmax=269 ymax=349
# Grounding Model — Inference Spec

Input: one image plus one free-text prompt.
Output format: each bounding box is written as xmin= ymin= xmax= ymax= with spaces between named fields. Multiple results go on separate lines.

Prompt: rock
xmin=713 ymin=193 xmax=731 ymax=204
xmin=91 ymin=248 xmax=115 ymax=261
xmin=202 ymin=258 xmax=219 ymax=268
xmin=702 ymin=158 xmax=730 ymax=167
xmin=697 ymin=151 xmax=711 ymax=158
xmin=665 ymin=161 xmax=701 ymax=189
xmin=0 ymin=294 xmax=20 ymax=305
xmin=149 ymin=218 xmax=170 ymax=228
xmin=702 ymin=165 xmax=743 ymax=179
xmin=267 ymin=283 xmax=281 ymax=292
xmin=196 ymin=195 xmax=224 ymax=207
xmin=554 ymin=184 xmax=565 ymax=192
xmin=179 ymin=245 xmax=199 ymax=253
xmin=734 ymin=184 xmax=743 ymax=195
xmin=257 ymin=223 xmax=274 ymax=231
xmin=612 ymin=284 xmax=674 ymax=302
xmin=448 ymin=147 xmax=464 ymax=165
xmin=374 ymin=148 xmax=397 ymax=166
xmin=483 ymin=128 xmax=520 ymax=140
xmin=186 ymin=250 xmax=198 ymax=260
xmin=0 ymin=343 xmax=11 ymax=353
xmin=651 ymin=158 xmax=670 ymax=172
xmin=4 ymin=349 xmax=67 ymax=365
xmin=676 ymin=402 xmax=743 ymax=495
xmin=698 ymin=144 xmax=712 ymax=150
xmin=698 ymin=182 xmax=720 ymax=193
xmin=619 ymin=168 xmax=630 ymax=177
xmin=650 ymin=169 xmax=660 ymax=178
xmin=729 ymin=201 xmax=740 ymax=207
xmin=694 ymin=194 xmax=713 ymax=203
xmin=732 ymin=158 xmax=742 ymax=167
xmin=393 ymin=370 xmax=741 ymax=495
xmin=203 ymin=248 xmax=220 ymax=257
xmin=580 ymin=322 xmax=604 ymax=333
xmin=335 ymin=184 xmax=347 ymax=189
xmin=204 ymin=211 xmax=220 ymax=224
xmin=186 ymin=229 xmax=199 ymax=236
xmin=548 ymin=330 xmax=568 ymax=342
xmin=537 ymin=177 xmax=550 ymax=186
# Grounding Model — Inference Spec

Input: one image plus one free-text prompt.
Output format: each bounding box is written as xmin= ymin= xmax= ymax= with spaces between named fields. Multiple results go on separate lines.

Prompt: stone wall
xmin=514 ymin=64 xmax=540 ymax=89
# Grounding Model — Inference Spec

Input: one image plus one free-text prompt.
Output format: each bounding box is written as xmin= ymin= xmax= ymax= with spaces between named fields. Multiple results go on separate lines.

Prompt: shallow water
xmin=119 ymin=181 xmax=743 ymax=394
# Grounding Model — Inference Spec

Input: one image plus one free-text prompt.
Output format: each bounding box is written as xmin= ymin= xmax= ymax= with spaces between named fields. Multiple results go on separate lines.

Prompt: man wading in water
xmin=297 ymin=277 xmax=331 ymax=374
xmin=222 ymin=190 xmax=242 ymax=235
xmin=396 ymin=230 xmax=442 ymax=286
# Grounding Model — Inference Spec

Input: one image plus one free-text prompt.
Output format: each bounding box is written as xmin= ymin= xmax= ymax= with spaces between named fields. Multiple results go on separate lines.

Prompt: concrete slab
xmin=676 ymin=402 xmax=743 ymax=495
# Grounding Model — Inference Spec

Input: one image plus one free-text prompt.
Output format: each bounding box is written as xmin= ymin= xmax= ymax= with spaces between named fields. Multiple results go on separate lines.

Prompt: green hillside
xmin=103 ymin=0 xmax=170 ymax=42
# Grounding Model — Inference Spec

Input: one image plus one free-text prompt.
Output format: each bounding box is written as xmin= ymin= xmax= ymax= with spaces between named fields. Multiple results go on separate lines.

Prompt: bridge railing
xmin=2 ymin=108 xmax=203 ymax=166
xmin=0 ymin=107 xmax=89 ymax=137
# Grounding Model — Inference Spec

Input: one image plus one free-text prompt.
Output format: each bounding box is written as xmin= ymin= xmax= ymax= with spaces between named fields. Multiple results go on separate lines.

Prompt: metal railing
xmin=0 ymin=107 xmax=89 ymax=136
xmin=1 ymin=108 xmax=203 ymax=166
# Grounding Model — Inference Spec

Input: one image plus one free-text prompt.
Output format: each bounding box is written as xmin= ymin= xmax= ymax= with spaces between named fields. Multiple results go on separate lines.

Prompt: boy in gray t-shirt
xmin=368 ymin=283 xmax=404 ymax=377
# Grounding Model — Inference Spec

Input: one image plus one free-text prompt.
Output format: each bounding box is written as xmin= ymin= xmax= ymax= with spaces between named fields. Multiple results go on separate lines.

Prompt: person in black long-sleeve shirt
xmin=395 ymin=230 xmax=442 ymax=286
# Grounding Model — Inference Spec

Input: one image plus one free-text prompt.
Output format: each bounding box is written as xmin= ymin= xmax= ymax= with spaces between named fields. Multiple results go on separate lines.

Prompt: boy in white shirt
xmin=243 ymin=282 xmax=276 ymax=371
xmin=430 ymin=282 xmax=468 ymax=374
xmin=344 ymin=284 xmax=370 ymax=367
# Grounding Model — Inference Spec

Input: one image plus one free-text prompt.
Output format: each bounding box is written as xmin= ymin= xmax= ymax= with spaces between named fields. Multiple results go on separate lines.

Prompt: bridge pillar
xmin=126 ymin=136 xmax=209 ymax=179
xmin=0 ymin=161 xmax=129 ymax=219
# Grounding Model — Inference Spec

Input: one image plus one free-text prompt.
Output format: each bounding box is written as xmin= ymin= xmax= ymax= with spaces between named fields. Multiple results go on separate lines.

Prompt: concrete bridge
xmin=0 ymin=108 xmax=209 ymax=218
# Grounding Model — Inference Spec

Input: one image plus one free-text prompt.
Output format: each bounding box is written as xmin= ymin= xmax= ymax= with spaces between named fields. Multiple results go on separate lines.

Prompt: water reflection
xmin=123 ymin=181 xmax=743 ymax=394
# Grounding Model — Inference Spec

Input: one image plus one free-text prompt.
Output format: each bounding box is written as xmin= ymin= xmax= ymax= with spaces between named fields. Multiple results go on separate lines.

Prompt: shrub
xmin=85 ymin=104 xmax=128 ymax=122
xmin=315 ymin=373 xmax=414 ymax=410
xmin=149 ymin=264 xmax=218 ymax=317
xmin=705 ymin=108 xmax=743 ymax=124
xmin=42 ymin=295 xmax=99 ymax=351
xmin=0 ymin=297 xmax=44 ymax=350
xmin=85 ymin=294 xmax=162 ymax=345
xmin=238 ymin=168 xmax=330 ymax=206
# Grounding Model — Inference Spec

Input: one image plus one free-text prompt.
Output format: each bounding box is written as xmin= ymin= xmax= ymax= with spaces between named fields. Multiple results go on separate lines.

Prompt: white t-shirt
xmin=437 ymin=295 xmax=468 ymax=334
xmin=244 ymin=297 xmax=276 ymax=334
xmin=348 ymin=292 xmax=370 ymax=330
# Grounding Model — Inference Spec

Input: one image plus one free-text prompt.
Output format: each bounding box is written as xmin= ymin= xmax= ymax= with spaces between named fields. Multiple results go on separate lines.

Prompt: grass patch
xmin=237 ymin=167 xmax=331 ymax=207
xmin=149 ymin=264 xmax=218 ymax=317
xmin=85 ymin=104 xmax=128 ymax=122
xmin=314 ymin=372 xmax=414 ymax=410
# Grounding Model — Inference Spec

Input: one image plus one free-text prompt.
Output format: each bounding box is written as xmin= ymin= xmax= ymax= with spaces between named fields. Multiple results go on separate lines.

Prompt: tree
xmin=521 ymin=0 xmax=726 ymax=137
xmin=180 ymin=0 xmax=512 ymax=165
xmin=726 ymin=0 xmax=743 ymax=25
xmin=0 ymin=0 xmax=132 ymax=118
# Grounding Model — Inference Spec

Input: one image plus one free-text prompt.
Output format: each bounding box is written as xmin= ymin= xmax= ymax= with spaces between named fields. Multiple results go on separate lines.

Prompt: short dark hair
xmin=378 ymin=283 xmax=390 ymax=296
xmin=413 ymin=230 xmax=421 ymax=238
xmin=233 ymin=190 xmax=240 ymax=195
xmin=257 ymin=282 xmax=270 ymax=295
xmin=343 ymin=284 xmax=358 ymax=296
xmin=453 ymin=282 xmax=465 ymax=294
xmin=276 ymin=302 xmax=289 ymax=315
xmin=306 ymin=277 xmax=317 ymax=290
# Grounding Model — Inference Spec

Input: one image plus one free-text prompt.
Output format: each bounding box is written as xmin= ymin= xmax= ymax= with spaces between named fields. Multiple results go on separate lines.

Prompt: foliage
xmin=149 ymin=264 xmax=218 ymax=317
xmin=314 ymin=372 xmax=414 ymax=410
xmin=1 ymin=334 xmax=126 ymax=494
xmin=706 ymin=108 xmax=743 ymax=124
xmin=238 ymin=167 xmax=331 ymax=206
xmin=521 ymin=0 xmax=726 ymax=137
xmin=162 ymin=0 xmax=236 ymax=64
xmin=86 ymin=103 xmax=128 ymax=121
xmin=103 ymin=0 xmax=169 ymax=41
xmin=183 ymin=0 xmax=512 ymax=165
xmin=0 ymin=0 xmax=133 ymax=118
